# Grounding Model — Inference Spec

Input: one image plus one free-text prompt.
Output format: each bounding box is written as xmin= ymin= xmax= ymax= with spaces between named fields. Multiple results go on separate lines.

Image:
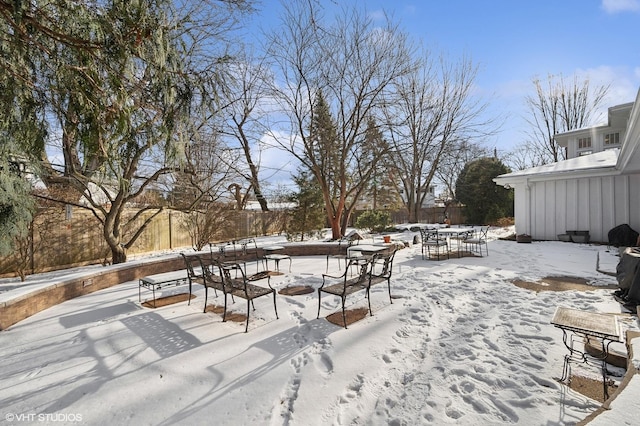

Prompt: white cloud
xmin=602 ymin=0 xmax=640 ymax=13
xmin=258 ymin=130 xmax=300 ymax=190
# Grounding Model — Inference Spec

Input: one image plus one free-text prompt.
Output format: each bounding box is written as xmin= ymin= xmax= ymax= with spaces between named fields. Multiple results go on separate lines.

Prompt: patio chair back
xmin=420 ymin=229 xmax=449 ymax=260
xmin=209 ymin=257 xmax=278 ymax=332
xmin=463 ymin=226 xmax=490 ymax=256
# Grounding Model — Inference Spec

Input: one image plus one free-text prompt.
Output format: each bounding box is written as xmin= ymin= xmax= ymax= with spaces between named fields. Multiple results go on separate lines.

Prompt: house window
xmin=577 ymin=137 xmax=592 ymax=149
xmin=604 ymin=132 xmax=620 ymax=146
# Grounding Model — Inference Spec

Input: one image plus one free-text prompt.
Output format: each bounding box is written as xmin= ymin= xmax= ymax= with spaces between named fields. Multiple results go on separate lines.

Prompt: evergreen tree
xmin=308 ymin=90 xmax=341 ymax=202
xmin=287 ymin=169 xmax=325 ymax=241
xmin=0 ymin=151 xmax=34 ymax=256
xmin=0 ymin=0 xmax=250 ymax=264
xmin=362 ymin=117 xmax=399 ymax=210
xmin=456 ymin=157 xmax=512 ymax=224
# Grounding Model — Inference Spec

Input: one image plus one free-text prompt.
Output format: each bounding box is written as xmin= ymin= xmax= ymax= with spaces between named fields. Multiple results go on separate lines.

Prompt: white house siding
xmin=496 ymin=89 xmax=640 ymax=243
xmin=521 ymin=173 xmax=640 ymax=243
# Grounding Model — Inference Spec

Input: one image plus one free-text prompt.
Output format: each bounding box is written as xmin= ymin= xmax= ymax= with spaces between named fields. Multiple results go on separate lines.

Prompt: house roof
xmin=493 ymin=149 xmax=619 ymax=186
xmin=495 ymin=88 xmax=640 ymax=186
xmin=554 ymin=101 xmax=633 ymax=148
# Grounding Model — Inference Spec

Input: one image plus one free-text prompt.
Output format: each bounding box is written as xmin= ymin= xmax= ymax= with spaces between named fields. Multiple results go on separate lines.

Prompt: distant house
xmin=493 ymin=89 xmax=640 ymax=243
xmin=555 ymin=101 xmax=633 ymax=159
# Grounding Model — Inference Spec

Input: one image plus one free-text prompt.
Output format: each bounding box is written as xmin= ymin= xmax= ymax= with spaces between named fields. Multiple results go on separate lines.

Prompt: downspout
xmin=524 ymin=179 xmax=531 ymax=237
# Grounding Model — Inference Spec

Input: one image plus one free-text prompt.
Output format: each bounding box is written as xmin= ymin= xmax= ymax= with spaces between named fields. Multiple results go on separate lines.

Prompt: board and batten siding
xmin=522 ymin=174 xmax=640 ymax=242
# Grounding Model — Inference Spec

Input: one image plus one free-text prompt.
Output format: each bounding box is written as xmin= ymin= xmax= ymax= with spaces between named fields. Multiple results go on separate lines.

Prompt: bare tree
xmin=217 ymin=53 xmax=275 ymax=211
xmin=170 ymin=122 xmax=239 ymax=250
xmin=266 ymin=0 xmax=413 ymax=239
xmin=524 ymin=73 xmax=609 ymax=164
xmin=502 ymin=143 xmax=548 ymax=171
xmin=435 ymin=139 xmax=490 ymax=207
xmin=382 ymin=52 xmax=493 ymax=223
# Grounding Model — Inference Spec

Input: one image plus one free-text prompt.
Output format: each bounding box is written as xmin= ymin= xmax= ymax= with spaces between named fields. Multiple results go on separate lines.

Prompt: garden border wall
xmin=0 ymin=243 xmax=342 ymax=330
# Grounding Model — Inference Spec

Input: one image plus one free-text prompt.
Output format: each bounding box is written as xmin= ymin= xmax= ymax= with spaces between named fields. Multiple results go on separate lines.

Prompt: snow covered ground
xmin=0 ymin=227 xmax=638 ymax=425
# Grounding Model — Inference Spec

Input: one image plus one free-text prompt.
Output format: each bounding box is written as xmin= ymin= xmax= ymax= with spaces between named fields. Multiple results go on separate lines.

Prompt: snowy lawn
xmin=0 ymin=227 xmax=637 ymax=425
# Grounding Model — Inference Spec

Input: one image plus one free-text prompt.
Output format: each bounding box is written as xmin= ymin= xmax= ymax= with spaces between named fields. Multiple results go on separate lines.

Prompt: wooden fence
xmin=0 ymin=207 xmax=288 ymax=277
xmin=0 ymin=205 xmax=464 ymax=278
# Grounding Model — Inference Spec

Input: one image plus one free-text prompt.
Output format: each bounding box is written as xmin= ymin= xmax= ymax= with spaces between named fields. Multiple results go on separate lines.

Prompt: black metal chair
xmin=450 ymin=228 xmax=473 ymax=257
xmin=209 ymin=241 xmax=246 ymax=277
xmin=195 ymin=255 xmax=226 ymax=312
xmin=180 ymin=253 xmax=205 ymax=305
xmin=317 ymin=256 xmax=373 ymax=329
xmin=211 ymin=258 xmax=278 ymax=332
xmin=463 ymin=226 xmax=489 ymax=256
xmin=326 ymin=234 xmax=360 ymax=272
xmin=238 ymin=238 xmax=261 ymax=270
xmin=368 ymin=249 xmax=397 ymax=307
xmin=420 ymin=229 xmax=449 ymax=260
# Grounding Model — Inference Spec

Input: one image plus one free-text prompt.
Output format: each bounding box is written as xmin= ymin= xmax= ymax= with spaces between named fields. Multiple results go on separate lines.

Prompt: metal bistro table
xmin=347 ymin=244 xmax=390 ymax=259
xmin=434 ymin=227 xmax=475 ymax=255
xmin=262 ymin=245 xmax=291 ymax=273
xmin=139 ymin=270 xmax=189 ymax=307
xmin=551 ymin=306 xmax=622 ymax=400
xmin=342 ymin=244 xmax=390 ymax=276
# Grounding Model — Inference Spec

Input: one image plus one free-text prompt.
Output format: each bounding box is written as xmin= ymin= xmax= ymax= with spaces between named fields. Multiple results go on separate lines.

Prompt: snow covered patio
xmin=1 ymin=227 xmax=639 ymax=425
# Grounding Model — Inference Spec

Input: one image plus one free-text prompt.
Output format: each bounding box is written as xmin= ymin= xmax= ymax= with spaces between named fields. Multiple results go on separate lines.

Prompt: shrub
xmin=355 ymin=210 xmax=391 ymax=233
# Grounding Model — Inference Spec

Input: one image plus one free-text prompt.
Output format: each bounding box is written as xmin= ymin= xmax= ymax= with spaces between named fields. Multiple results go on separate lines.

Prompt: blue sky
xmin=248 ymin=0 xmax=640 ymax=160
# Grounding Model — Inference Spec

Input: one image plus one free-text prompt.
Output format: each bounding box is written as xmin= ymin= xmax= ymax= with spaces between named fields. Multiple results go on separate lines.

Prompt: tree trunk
xmin=407 ymin=198 xmax=419 ymax=223
xmin=104 ymin=208 xmax=127 ymax=264
xmin=254 ymin=188 xmax=269 ymax=211
xmin=111 ymin=244 xmax=127 ymax=264
xmin=328 ymin=215 xmax=342 ymax=240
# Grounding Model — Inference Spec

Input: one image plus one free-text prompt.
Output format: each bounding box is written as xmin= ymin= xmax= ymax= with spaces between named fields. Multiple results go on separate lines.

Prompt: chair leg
xmin=387 ymin=280 xmax=393 ymax=304
xmin=366 ymin=289 xmax=373 ymax=316
xmin=341 ymin=296 xmax=348 ymax=329
xmin=316 ymin=289 xmax=323 ymax=319
xmin=272 ymin=290 xmax=279 ymax=319
xmin=222 ymin=294 xmax=228 ymax=322
xmin=203 ymin=286 xmax=208 ymax=313
xmin=245 ymin=300 xmax=251 ymax=333
xmin=188 ymin=281 xmax=192 ymax=305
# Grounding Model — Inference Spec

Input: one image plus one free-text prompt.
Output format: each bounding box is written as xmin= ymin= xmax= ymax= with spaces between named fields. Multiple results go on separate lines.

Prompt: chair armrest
xmin=322 ymin=271 xmax=346 ymax=285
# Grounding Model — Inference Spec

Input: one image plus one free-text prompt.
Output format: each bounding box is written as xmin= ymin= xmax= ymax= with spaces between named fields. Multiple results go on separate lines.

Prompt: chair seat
xmin=204 ymin=275 xmax=224 ymax=290
xmin=424 ymin=240 xmax=447 ymax=246
xmin=463 ymin=238 xmax=485 ymax=244
xmin=321 ymin=280 xmax=368 ymax=297
xmin=227 ymin=281 xmax=274 ymax=300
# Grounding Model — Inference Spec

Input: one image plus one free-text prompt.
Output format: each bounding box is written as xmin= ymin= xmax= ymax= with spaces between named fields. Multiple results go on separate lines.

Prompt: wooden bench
xmin=317 ymin=249 xmax=396 ymax=329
